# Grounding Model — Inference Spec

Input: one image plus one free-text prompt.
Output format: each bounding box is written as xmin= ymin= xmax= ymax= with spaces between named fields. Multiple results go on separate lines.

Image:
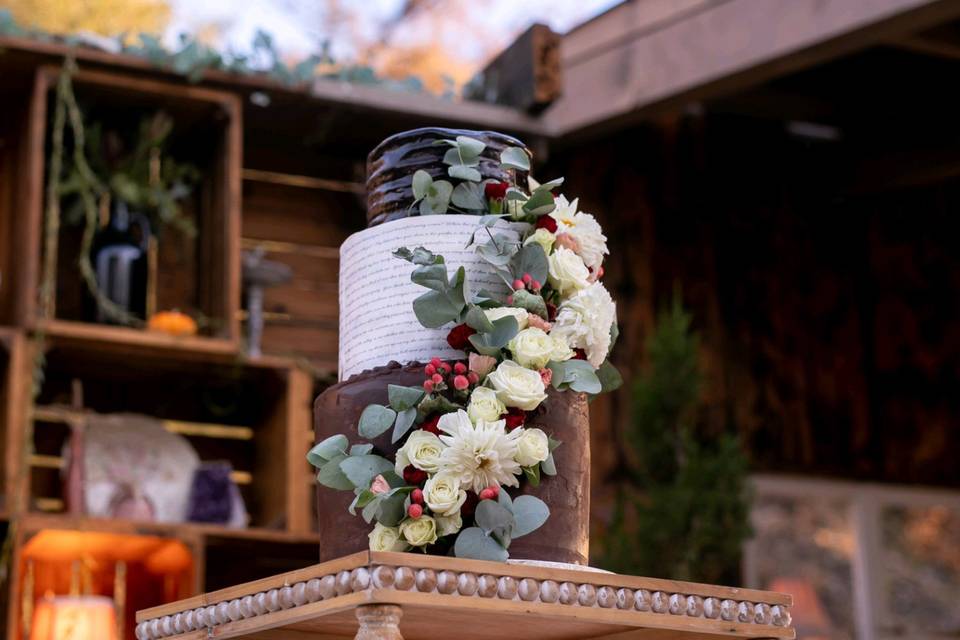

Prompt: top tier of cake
xmin=366 ymin=127 xmax=531 ymax=227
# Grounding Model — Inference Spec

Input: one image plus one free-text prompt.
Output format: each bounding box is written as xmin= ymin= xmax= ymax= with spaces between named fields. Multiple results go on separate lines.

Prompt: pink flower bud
xmin=513 ymin=279 xmax=525 ymax=290
xmin=531 ymin=280 xmax=542 ymax=291
xmin=522 ymin=273 xmax=532 ymax=284
xmin=407 ymin=503 xmax=423 ymax=519
xmin=370 ymin=474 xmax=390 ymax=495
xmin=539 ymin=367 xmax=553 ymax=386
xmin=488 ymin=485 xmax=500 ymax=497
xmin=454 ymin=362 xmax=467 ymax=374
xmin=423 ymin=380 xmax=434 ymax=392
xmin=469 ymin=353 xmax=497 ymax=378
xmin=411 ymin=489 xmax=424 ymax=504
xmin=453 ymin=375 xmax=469 ymax=390
xmin=431 ymin=373 xmax=444 ymax=385
xmin=478 ymin=488 xmax=495 ymax=501
xmin=527 ymin=314 xmax=552 ymax=332
xmin=467 ymin=371 xmax=480 ymax=384
xmin=424 ymin=363 xmax=436 ymax=376
xmin=430 ymin=357 xmax=442 ymax=368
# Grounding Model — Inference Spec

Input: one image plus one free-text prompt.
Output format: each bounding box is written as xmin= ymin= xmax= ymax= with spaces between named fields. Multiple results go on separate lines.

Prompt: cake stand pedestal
xmin=136 ymin=551 xmax=794 ymax=640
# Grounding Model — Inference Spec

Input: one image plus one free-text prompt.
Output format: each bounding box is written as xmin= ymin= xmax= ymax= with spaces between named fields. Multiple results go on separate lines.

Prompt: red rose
xmin=484 ymin=181 xmax=508 ymax=200
xmin=460 ymin=491 xmax=479 ymax=517
xmin=446 ymin=323 xmax=476 ymax=350
xmin=535 ymin=215 xmax=558 ymax=233
xmin=573 ymin=348 xmax=587 ymax=361
xmin=501 ymin=407 xmax=526 ymax=431
xmin=546 ymin=302 xmax=557 ymax=321
xmin=420 ymin=414 xmax=441 ymax=435
xmin=403 ymin=465 xmax=427 ymax=486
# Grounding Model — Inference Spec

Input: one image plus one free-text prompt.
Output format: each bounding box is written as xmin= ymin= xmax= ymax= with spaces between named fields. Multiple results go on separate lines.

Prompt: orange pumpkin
xmin=147 ymin=310 xmax=198 ymax=336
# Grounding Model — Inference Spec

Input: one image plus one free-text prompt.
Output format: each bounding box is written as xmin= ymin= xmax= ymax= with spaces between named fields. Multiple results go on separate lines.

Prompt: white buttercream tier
xmin=338 ymin=215 xmax=526 ymax=381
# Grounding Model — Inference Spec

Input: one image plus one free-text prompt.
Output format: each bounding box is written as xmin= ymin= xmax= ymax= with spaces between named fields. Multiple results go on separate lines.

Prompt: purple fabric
xmin=186 ymin=462 xmax=236 ymax=523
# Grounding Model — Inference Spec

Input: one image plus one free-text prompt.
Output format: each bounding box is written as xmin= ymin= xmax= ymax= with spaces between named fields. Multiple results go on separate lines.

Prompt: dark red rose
xmin=573 ymin=348 xmax=587 ymax=360
xmin=420 ymin=414 xmax=441 ymax=435
xmin=535 ymin=214 xmax=558 ymax=233
xmin=403 ymin=465 xmax=427 ymax=486
xmin=460 ymin=491 xmax=479 ymax=517
xmin=446 ymin=324 xmax=476 ymax=350
xmin=546 ymin=302 xmax=558 ymax=321
xmin=501 ymin=407 xmax=526 ymax=431
xmin=484 ymin=181 xmax=509 ymax=200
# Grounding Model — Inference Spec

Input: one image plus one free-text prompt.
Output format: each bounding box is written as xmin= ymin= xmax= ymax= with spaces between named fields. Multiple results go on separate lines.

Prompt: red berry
xmin=488 ymin=485 xmax=500 ymax=497
xmin=408 ymin=503 xmax=423 ymax=519
xmin=506 ymin=295 xmax=514 ymax=304
xmin=438 ymin=361 xmax=451 ymax=374
xmin=467 ymin=371 xmax=480 ymax=384
xmin=423 ymin=380 xmax=434 ymax=392
xmin=425 ymin=363 xmax=436 ymax=376
xmin=453 ymin=375 xmax=469 ymax=390
xmin=430 ymin=357 xmax=442 ymax=368
xmin=431 ymin=373 xmax=444 ymax=384
xmin=411 ymin=489 xmax=424 ymax=504
xmin=522 ymin=273 xmax=532 ymax=284
xmin=478 ymin=488 xmax=495 ymax=501
xmin=531 ymin=280 xmax=541 ymax=291
xmin=513 ymin=279 xmax=525 ymax=290
xmin=454 ymin=362 xmax=467 ymax=374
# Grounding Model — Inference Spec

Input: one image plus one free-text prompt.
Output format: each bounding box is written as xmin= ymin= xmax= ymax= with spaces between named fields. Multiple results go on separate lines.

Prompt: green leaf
xmin=478 ymin=213 xmax=508 ymax=227
xmin=448 ymin=165 xmax=482 ymax=182
xmin=454 ymin=527 xmax=509 ymax=561
xmin=475 ymin=500 xmax=516 ymax=536
xmin=476 ymin=234 xmax=519 ymax=267
xmin=511 ymin=495 xmax=550 ymax=538
xmin=468 ymin=315 xmax=518 ymax=353
xmin=464 ymin=304 xmax=495 ymax=333
xmin=512 ymin=243 xmax=548 ymax=285
xmin=448 ymin=267 xmax=466 ymax=310
xmin=548 ymin=360 xmax=602 ymax=394
xmin=452 ymin=182 xmax=486 ymax=210
xmin=361 ymin=495 xmax=382 ymax=523
xmin=394 ymin=247 xmax=443 ymax=266
xmin=523 ymin=465 xmax=541 ymax=487
xmin=443 ymin=147 xmax=480 ymax=168
xmin=510 ymin=289 xmax=548 ymax=319
xmin=417 ymin=394 xmax=463 ymax=419
xmin=500 ymin=147 xmax=530 ymax=171
xmin=506 ymin=187 xmax=527 ymax=201
xmin=421 ymin=179 xmax=453 ymax=215
xmin=350 ymin=443 xmax=374 ymax=456
xmin=531 ymin=177 xmax=564 ymax=193
xmin=411 ymin=263 xmax=449 ymax=292
xmin=497 ymin=489 xmax=514 ymax=511
xmin=358 ymin=404 xmax=397 ymax=439
xmin=456 ymin=135 xmax=486 ymax=157
xmin=391 ymin=407 xmax=418 ymax=443
xmin=522 ymin=189 xmax=556 ymax=216
xmin=412 ymin=289 xmax=462 ymax=328
xmin=316 ymin=454 xmax=354 ymax=490
xmin=307 ymin=434 xmax=348 ymax=467
xmin=597 ymin=360 xmax=623 ymax=393
xmin=412 ymin=170 xmax=432 ymax=201
xmin=377 ymin=491 xmax=408 ymax=526
xmin=540 ymin=454 xmax=557 ymax=476
xmin=388 ymin=385 xmax=426 ymax=412
xmin=340 ymin=455 xmax=394 ymax=489
xmin=349 ymin=489 xmax=376 ymax=515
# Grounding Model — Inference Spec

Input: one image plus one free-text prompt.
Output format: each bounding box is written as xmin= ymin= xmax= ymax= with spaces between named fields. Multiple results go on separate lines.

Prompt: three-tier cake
xmin=312 ymin=127 xmax=617 ymax=566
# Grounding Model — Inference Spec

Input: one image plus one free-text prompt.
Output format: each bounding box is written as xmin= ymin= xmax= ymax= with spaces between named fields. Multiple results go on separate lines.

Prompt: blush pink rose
xmin=554 ymin=233 xmax=581 ymax=253
xmin=527 ymin=314 xmax=553 ymax=332
xmin=370 ymin=474 xmax=390 ymax=494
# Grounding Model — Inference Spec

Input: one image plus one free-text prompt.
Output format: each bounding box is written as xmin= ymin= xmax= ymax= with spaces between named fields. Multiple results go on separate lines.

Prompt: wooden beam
xmin=546 ymin=0 xmax=960 ymax=138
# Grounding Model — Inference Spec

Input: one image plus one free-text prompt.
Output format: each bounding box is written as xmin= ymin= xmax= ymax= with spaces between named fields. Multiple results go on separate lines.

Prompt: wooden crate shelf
xmin=15 ymin=65 xmax=242 ymax=343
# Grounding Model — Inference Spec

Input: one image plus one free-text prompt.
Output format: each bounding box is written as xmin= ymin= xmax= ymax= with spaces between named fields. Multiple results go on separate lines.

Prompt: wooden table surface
xmin=136 ymin=551 xmax=794 ymax=640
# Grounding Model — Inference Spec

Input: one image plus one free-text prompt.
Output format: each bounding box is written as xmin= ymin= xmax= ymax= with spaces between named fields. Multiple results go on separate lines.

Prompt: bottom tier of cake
xmin=313 ymin=362 xmax=591 ymax=565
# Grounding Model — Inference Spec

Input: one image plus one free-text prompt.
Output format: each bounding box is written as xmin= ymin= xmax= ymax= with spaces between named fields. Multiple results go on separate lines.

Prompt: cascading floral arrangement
xmin=308 ymin=135 xmax=621 ymax=561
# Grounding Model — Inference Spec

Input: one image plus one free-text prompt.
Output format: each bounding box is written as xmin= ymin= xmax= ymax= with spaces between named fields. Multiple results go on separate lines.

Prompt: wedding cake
xmin=311 ymin=128 xmax=619 ymax=566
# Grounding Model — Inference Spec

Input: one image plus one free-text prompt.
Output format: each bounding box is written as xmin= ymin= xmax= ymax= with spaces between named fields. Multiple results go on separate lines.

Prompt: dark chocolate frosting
xmin=365 ymin=127 xmax=532 ymax=227
xmin=314 ymin=362 xmax=590 ymax=565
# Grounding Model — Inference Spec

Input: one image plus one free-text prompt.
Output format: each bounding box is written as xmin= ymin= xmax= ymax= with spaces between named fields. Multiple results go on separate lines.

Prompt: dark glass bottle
xmin=87 ymin=201 xmax=151 ymax=323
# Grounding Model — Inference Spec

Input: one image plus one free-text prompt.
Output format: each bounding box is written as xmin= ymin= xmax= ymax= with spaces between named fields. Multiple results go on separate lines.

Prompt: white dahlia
xmin=437 ymin=410 xmax=523 ymax=492
xmin=549 ymin=195 xmax=609 ymax=271
xmin=550 ymin=281 xmax=617 ymax=367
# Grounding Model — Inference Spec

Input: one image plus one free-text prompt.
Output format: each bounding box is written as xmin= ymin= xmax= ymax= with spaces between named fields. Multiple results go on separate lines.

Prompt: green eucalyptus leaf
xmin=511 ymin=495 xmax=550 ymax=538
xmin=447 ymin=266 xmax=466 ymax=310
xmin=391 ymin=407 xmax=418 ymax=443
xmin=340 ymin=455 xmax=394 ymax=489
xmin=350 ymin=443 xmax=374 ymax=456
xmin=469 ymin=315 xmax=518 ymax=354
xmin=388 ymin=385 xmax=426 ymax=412
xmin=506 ymin=187 xmax=527 ymax=201
xmin=394 ymin=246 xmax=443 ymax=266
xmin=411 ymin=263 xmax=449 ymax=292
xmin=597 ymin=360 xmax=623 ymax=393
xmin=316 ymin=454 xmax=354 ymax=490
xmin=497 ymin=490 xmax=514 ymax=511
xmin=412 ymin=169 xmax=432 ymax=201
xmin=361 ymin=495 xmax=382 ymax=523
xmin=457 ymin=135 xmax=486 ymax=157
xmin=358 ymin=404 xmax=397 ymax=439
xmin=443 ymin=147 xmax=480 ymax=168
xmin=377 ymin=491 xmax=408 ymax=526
xmin=512 ymin=243 xmax=548 ymax=285
xmin=307 ymin=434 xmax=348 ymax=467
xmin=500 ymin=146 xmax=530 ymax=171
xmin=413 ymin=290 xmax=462 ymax=328
xmin=540 ymin=454 xmax=557 ymax=476
xmin=448 ymin=165 xmax=482 ymax=182
xmin=421 ymin=179 xmax=452 ymax=215
xmin=523 ymin=464 xmax=541 ymax=487
xmin=478 ymin=213 xmax=508 ymax=227
xmin=564 ymin=361 xmax=602 ymax=394
xmin=464 ymin=304 xmax=495 ymax=333
xmin=509 ymin=289 xmax=548 ymax=319
xmin=451 ymin=182 xmax=486 ymax=210
xmin=475 ymin=499 xmax=516 ymax=536
xmin=349 ymin=489 xmax=376 ymax=516
xmin=531 ymin=177 xmax=564 ymax=193
xmin=522 ymin=189 xmax=556 ymax=216
xmin=454 ymin=527 xmax=509 ymax=561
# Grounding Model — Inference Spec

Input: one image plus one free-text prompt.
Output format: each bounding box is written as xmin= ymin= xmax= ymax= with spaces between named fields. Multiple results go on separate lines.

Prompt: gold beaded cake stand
xmin=136 ymin=551 xmax=794 ymax=640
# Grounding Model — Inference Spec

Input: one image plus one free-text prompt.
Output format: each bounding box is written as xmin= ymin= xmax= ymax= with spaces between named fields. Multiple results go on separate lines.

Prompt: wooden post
xmin=354 ymin=605 xmax=403 ymax=640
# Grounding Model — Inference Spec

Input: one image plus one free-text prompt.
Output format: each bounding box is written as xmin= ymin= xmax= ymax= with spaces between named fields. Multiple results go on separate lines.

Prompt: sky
xmin=162 ymin=0 xmax=620 ymax=81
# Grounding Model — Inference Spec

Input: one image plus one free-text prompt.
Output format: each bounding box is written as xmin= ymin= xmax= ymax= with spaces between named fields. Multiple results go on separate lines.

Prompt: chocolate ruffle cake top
xmin=365 ymin=127 xmax=532 ymax=227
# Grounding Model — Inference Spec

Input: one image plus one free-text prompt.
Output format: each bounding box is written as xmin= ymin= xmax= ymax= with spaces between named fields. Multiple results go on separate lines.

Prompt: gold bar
xmin=32 ymin=406 xmax=254 ymax=441
xmin=241 ymin=168 xmax=365 ymax=194
xmin=240 ymin=237 xmax=339 ymax=260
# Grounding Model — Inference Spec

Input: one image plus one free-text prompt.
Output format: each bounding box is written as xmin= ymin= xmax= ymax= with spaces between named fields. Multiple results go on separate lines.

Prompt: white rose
xmin=549 ymin=196 xmax=608 ymax=271
xmin=394 ymin=430 xmax=444 ymax=475
xmin=435 ymin=512 xmax=463 ymax=536
xmin=399 ymin=515 xmax=438 ymax=547
xmin=487 ymin=360 xmax=547 ymax=411
xmin=484 ymin=306 xmax=529 ymax=330
xmin=508 ymin=327 xmax=556 ymax=370
xmin=515 ymin=428 xmax=550 ymax=467
xmin=467 ymin=387 xmax=506 ymax=423
xmin=523 ymin=228 xmax=555 ymax=256
xmin=423 ymin=473 xmax=467 ymax=516
xmin=549 ymin=334 xmax=575 ymax=362
xmin=368 ymin=523 xmax=408 ymax=552
xmin=548 ymin=247 xmax=590 ymax=295
xmin=551 ymin=282 xmax=617 ymax=367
